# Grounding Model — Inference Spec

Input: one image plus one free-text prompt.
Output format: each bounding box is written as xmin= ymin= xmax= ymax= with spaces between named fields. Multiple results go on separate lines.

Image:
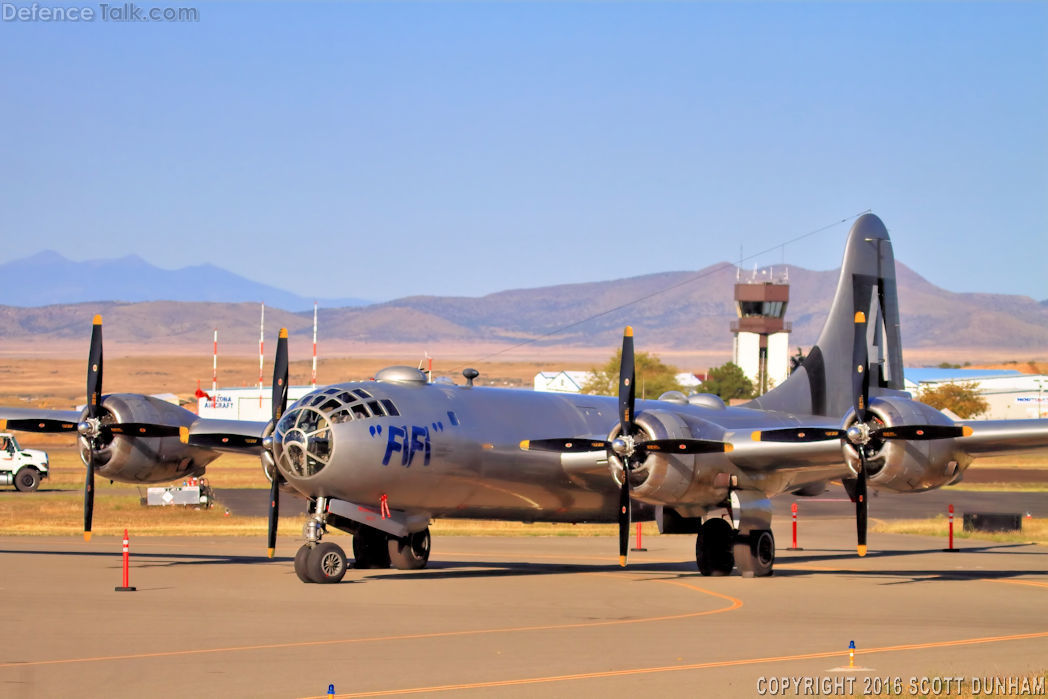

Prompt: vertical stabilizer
xmin=746 ymin=213 xmax=904 ymax=417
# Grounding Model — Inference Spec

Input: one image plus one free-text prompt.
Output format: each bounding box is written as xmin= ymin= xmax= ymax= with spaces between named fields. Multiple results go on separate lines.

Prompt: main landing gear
xmin=695 ymin=518 xmax=775 ymax=577
xmin=293 ymin=497 xmax=432 ymax=584
xmin=695 ymin=489 xmax=776 ymax=577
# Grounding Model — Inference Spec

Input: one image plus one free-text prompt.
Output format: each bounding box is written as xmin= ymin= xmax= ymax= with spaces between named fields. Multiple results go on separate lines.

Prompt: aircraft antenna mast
xmin=312 ymin=301 xmax=318 ymax=387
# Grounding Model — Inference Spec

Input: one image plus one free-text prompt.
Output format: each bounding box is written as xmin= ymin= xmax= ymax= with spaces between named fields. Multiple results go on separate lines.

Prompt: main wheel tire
xmin=388 ymin=528 xmax=431 ymax=570
xmin=294 ymin=545 xmax=316 ymax=583
xmin=735 ymin=529 xmax=775 ymax=578
xmin=308 ymin=542 xmax=348 ymax=584
xmin=696 ymin=517 xmax=734 ymax=576
xmin=352 ymin=526 xmax=391 ymax=569
xmin=14 ymin=468 xmax=40 ymax=493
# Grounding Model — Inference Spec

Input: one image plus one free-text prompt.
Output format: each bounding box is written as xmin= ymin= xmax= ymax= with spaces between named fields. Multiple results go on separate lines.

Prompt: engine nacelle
xmin=843 ymin=396 xmax=970 ymax=492
xmin=79 ymin=394 xmax=221 ymax=484
xmin=608 ymin=409 xmax=733 ymax=507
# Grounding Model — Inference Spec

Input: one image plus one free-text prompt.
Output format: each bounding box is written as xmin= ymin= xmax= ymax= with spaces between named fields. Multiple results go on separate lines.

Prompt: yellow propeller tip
xmin=961 ymin=425 xmax=973 ymax=437
xmin=93 ymin=314 xmax=102 ymax=325
xmin=750 ymin=431 xmax=762 ymax=441
xmin=624 ymin=326 xmax=633 ymax=337
xmin=618 ymin=555 xmax=627 ymax=567
xmin=854 ymin=311 xmax=866 ymax=323
xmin=279 ymin=328 xmax=288 ymax=339
xmin=267 ymin=548 xmax=275 ymax=558
xmin=857 ymin=545 xmax=867 ymax=557
xmin=724 ymin=443 xmax=734 ymax=452
xmin=84 ymin=532 xmax=92 ymax=542
xmin=179 ymin=426 xmax=190 ymax=444
xmin=0 ymin=419 xmax=6 ymax=431
xmin=519 ymin=440 xmax=530 ymax=450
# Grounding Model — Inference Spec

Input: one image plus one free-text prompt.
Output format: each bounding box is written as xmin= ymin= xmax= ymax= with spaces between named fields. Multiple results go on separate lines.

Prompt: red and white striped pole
xmin=944 ymin=503 xmax=958 ymax=552
xmin=259 ymin=303 xmax=265 ymax=408
xmin=788 ymin=502 xmax=802 ymax=550
xmin=311 ymin=301 xmax=318 ymax=388
xmin=211 ymin=328 xmax=218 ymax=397
xmin=115 ymin=529 xmax=136 ymax=592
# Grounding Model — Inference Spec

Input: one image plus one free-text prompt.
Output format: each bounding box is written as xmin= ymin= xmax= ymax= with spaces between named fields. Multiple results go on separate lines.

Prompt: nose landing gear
xmin=293 ymin=496 xmax=348 ymax=584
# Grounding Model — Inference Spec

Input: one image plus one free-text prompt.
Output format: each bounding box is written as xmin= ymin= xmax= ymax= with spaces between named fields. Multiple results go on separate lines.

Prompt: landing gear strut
xmin=294 ymin=496 xmax=349 ymax=584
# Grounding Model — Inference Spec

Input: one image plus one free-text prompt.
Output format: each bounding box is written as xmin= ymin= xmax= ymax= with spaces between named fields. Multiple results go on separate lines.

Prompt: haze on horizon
xmin=1 ymin=2 xmax=1045 ymax=303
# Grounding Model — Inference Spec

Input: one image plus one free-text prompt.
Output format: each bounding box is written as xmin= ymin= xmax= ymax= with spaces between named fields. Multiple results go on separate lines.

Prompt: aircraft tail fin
xmin=746 ymin=213 xmax=905 ymax=418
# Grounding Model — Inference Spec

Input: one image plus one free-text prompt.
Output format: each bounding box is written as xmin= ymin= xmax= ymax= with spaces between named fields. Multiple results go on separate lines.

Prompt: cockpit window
xmin=274 ymin=386 xmax=402 ymax=478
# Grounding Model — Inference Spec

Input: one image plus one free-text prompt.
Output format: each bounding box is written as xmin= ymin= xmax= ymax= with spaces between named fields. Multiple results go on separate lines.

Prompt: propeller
xmin=617 ymin=326 xmax=635 ymax=567
xmin=851 ymin=311 xmax=870 ymax=556
xmin=520 ymin=326 xmax=732 ymax=567
xmin=751 ymin=310 xmax=972 ymax=557
xmin=80 ymin=314 xmax=104 ymax=542
xmin=266 ymin=328 xmax=290 ymax=559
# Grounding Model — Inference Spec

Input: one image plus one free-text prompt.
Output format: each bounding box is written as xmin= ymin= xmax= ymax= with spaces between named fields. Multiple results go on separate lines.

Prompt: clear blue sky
xmin=2 ymin=1 xmax=1046 ymax=302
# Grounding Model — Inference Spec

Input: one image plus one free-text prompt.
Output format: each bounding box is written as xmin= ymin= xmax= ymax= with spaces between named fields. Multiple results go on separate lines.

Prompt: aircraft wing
xmin=956 ymin=419 xmax=1048 ymax=456
xmin=726 ymin=435 xmax=847 ymax=471
xmin=181 ymin=418 xmax=268 ymax=454
xmin=0 ymin=407 xmax=82 ymax=432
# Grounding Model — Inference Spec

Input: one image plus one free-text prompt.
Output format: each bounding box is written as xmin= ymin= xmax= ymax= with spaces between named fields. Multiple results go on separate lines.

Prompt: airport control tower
xmin=731 ymin=268 xmax=791 ymax=395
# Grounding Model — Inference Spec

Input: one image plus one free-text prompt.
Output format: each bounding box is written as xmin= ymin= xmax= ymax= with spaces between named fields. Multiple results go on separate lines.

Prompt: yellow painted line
xmin=0 ymin=573 xmax=740 ymax=670
xmin=986 ymin=578 xmax=1048 ymax=590
xmin=311 ymin=630 xmax=1048 ymax=698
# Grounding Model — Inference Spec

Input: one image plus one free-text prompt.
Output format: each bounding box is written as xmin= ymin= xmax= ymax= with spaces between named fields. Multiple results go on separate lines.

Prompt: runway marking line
xmin=0 ymin=573 xmax=741 ymax=670
xmin=309 ymin=630 xmax=1048 ymax=698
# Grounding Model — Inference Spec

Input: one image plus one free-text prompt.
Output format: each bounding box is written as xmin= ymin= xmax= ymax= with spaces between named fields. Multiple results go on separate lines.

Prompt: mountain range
xmin=1 ymin=251 xmax=1046 ymax=358
xmin=0 ymin=251 xmax=370 ymax=311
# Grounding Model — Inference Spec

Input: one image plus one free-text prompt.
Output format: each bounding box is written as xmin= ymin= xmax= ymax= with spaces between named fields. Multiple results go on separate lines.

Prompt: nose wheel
xmin=294 ymin=541 xmax=348 ymax=584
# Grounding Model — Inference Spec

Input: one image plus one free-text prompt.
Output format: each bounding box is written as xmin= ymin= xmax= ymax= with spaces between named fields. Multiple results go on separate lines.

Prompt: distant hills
xmin=0 ymin=251 xmax=370 ymax=311
xmin=1 ymin=253 xmax=1046 ymax=357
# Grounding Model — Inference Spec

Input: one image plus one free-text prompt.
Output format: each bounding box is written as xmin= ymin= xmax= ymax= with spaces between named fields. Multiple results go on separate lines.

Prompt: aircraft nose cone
xmin=272 ymin=406 xmax=333 ymax=478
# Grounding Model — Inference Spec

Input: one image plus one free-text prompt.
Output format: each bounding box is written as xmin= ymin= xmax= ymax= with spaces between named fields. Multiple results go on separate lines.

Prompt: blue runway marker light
xmin=848 ymin=640 xmax=856 ymax=668
xmin=328 ymin=683 xmax=335 ymax=697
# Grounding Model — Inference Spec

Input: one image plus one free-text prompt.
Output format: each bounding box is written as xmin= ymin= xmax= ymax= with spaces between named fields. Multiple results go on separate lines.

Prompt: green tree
xmin=916 ymin=381 xmax=989 ymax=419
xmin=697 ymin=362 xmax=756 ymax=402
xmin=581 ymin=349 xmax=683 ymax=399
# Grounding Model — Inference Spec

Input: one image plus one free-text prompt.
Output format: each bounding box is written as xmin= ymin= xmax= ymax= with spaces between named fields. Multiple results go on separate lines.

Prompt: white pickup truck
xmin=0 ymin=432 xmax=49 ymax=492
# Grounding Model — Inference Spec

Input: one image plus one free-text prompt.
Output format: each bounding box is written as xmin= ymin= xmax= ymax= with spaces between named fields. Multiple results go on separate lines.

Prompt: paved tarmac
xmin=1 ymin=522 xmax=1045 ymax=699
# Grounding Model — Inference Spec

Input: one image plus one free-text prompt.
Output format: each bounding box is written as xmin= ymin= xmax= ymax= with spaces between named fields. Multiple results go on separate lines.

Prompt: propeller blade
xmin=84 ymin=454 xmax=95 ymax=542
xmin=618 ymin=471 xmax=630 ymax=567
xmin=266 ymin=475 xmax=280 ymax=558
xmin=519 ymin=438 xmax=608 ymax=453
xmin=87 ymin=315 xmax=103 ymax=421
xmin=871 ymin=424 xmax=972 ymax=441
xmin=751 ymin=428 xmax=844 ymax=443
xmin=108 ymin=423 xmax=182 ymax=438
xmin=637 ymin=438 xmax=733 ymax=454
xmin=0 ymin=418 xmax=78 ymax=433
xmin=852 ymin=311 xmax=869 ymax=423
xmin=619 ymin=326 xmax=635 ymax=436
xmin=855 ymin=450 xmax=868 ymax=557
xmin=83 ymin=314 xmax=104 ymax=543
xmin=272 ymin=329 xmax=289 ymax=421
xmin=178 ymin=429 xmax=263 ymax=452
xmin=265 ymin=328 xmax=289 ymax=558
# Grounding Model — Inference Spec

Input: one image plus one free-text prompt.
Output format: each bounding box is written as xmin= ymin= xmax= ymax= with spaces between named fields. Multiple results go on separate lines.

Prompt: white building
xmin=903 ymin=369 xmax=1048 ymax=420
xmin=533 ymin=371 xmax=592 ymax=393
xmin=198 ymin=385 xmax=317 ymax=421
